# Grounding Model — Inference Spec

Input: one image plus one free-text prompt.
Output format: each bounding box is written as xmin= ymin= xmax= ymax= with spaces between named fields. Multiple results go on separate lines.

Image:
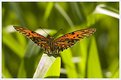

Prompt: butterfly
xmin=14 ymin=26 xmax=96 ymax=55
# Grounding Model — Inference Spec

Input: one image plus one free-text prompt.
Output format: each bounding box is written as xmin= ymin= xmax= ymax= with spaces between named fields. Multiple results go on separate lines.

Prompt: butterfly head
xmin=47 ymin=35 xmax=54 ymax=40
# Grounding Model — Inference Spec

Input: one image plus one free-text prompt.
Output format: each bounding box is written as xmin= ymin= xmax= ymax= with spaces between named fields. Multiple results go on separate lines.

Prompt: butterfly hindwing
xmin=14 ymin=26 xmax=50 ymax=51
xmin=53 ymin=28 xmax=96 ymax=52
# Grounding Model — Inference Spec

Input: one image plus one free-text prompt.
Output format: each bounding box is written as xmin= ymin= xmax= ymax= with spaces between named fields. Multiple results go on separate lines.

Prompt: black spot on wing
xmin=77 ymin=34 xmax=79 ymax=37
xmin=31 ymin=31 xmax=34 ymax=33
xmin=71 ymin=32 xmax=75 ymax=35
xmin=73 ymin=36 xmax=75 ymax=38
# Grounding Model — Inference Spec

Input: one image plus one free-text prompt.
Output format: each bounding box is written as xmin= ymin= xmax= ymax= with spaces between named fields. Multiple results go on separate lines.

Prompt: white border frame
xmin=0 ymin=0 xmax=120 ymax=80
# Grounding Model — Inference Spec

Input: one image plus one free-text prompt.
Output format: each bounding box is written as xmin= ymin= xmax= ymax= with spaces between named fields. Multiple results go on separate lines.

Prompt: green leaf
xmin=61 ymin=48 xmax=78 ymax=78
xmin=108 ymin=58 xmax=119 ymax=78
xmin=17 ymin=60 xmax=27 ymax=78
xmin=93 ymin=4 xmax=119 ymax=19
xmin=2 ymin=51 xmax=12 ymax=78
xmin=87 ymin=37 xmax=103 ymax=78
xmin=77 ymin=39 xmax=89 ymax=78
xmin=44 ymin=57 xmax=61 ymax=78
xmin=55 ymin=3 xmax=74 ymax=28
xmin=2 ymin=29 xmax=25 ymax=58
xmin=44 ymin=2 xmax=54 ymax=21
xmin=17 ymin=41 xmax=41 ymax=78
xmin=112 ymin=69 xmax=119 ymax=78
xmin=33 ymin=54 xmax=60 ymax=78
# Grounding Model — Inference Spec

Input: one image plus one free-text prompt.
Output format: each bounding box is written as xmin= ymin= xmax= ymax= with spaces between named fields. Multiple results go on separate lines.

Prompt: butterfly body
xmin=14 ymin=26 xmax=96 ymax=55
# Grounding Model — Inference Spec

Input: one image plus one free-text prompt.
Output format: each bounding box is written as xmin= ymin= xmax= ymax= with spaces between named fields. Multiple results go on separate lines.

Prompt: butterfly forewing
xmin=53 ymin=28 xmax=96 ymax=52
xmin=14 ymin=26 xmax=50 ymax=51
xmin=14 ymin=26 xmax=96 ymax=54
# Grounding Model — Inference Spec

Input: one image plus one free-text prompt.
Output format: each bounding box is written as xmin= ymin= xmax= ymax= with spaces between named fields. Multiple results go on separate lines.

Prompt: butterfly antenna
xmin=39 ymin=26 xmax=50 ymax=36
xmin=53 ymin=28 xmax=63 ymax=37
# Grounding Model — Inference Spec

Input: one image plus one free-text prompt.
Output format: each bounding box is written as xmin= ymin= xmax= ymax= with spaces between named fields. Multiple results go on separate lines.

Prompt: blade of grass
xmin=112 ymin=69 xmax=119 ymax=78
xmin=108 ymin=58 xmax=119 ymax=78
xmin=9 ymin=3 xmax=26 ymax=26
xmin=44 ymin=2 xmax=54 ymax=21
xmin=44 ymin=57 xmax=61 ymax=78
xmin=93 ymin=4 xmax=119 ymax=19
xmin=78 ymin=39 xmax=89 ymax=78
xmin=71 ymin=3 xmax=83 ymax=21
xmin=17 ymin=60 xmax=26 ymax=78
xmin=61 ymin=48 xmax=78 ymax=78
xmin=16 ymin=32 xmax=26 ymax=49
xmin=33 ymin=54 xmax=60 ymax=78
xmin=55 ymin=3 xmax=74 ymax=28
xmin=2 ymin=29 xmax=25 ymax=58
xmin=17 ymin=41 xmax=41 ymax=78
xmin=2 ymin=50 xmax=12 ymax=78
xmin=87 ymin=37 xmax=103 ymax=78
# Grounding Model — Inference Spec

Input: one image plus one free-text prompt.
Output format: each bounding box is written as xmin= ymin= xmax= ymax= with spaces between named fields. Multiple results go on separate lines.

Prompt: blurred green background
xmin=2 ymin=2 xmax=119 ymax=78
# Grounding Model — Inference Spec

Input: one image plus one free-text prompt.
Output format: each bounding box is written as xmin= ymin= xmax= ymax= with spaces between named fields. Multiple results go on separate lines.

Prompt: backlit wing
xmin=14 ymin=26 xmax=50 ymax=51
xmin=53 ymin=28 xmax=96 ymax=52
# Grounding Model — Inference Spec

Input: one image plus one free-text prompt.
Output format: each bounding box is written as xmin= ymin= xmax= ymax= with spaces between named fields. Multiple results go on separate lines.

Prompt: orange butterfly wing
xmin=53 ymin=28 xmax=96 ymax=52
xmin=14 ymin=26 xmax=50 ymax=51
xmin=14 ymin=26 xmax=96 ymax=54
